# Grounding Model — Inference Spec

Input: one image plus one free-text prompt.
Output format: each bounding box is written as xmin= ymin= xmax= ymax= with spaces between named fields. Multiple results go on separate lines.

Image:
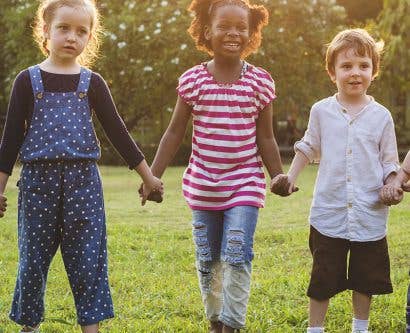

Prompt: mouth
xmin=63 ymin=46 xmax=76 ymax=51
xmin=348 ymin=81 xmax=362 ymax=86
xmin=222 ymin=42 xmax=241 ymax=51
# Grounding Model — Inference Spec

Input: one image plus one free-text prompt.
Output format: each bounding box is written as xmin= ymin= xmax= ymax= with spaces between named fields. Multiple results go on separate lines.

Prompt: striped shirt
xmin=177 ymin=62 xmax=276 ymax=210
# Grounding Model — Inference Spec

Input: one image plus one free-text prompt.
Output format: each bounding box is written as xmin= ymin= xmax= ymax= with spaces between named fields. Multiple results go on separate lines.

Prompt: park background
xmin=0 ymin=0 xmax=409 ymax=332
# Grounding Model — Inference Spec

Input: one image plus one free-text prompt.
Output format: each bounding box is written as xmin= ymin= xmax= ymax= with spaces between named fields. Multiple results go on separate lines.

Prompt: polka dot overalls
xmin=9 ymin=65 xmax=114 ymax=327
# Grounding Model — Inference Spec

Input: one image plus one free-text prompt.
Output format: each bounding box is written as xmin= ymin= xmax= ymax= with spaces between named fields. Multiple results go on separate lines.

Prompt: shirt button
xmin=342 ymin=109 xmax=347 ymax=113
xmin=36 ymin=92 xmax=43 ymax=99
xmin=347 ymin=149 xmax=352 ymax=154
xmin=348 ymin=203 xmax=353 ymax=208
xmin=79 ymin=92 xmax=86 ymax=98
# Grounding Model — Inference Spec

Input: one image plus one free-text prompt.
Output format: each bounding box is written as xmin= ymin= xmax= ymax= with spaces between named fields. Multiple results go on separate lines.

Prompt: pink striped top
xmin=177 ymin=62 xmax=276 ymax=210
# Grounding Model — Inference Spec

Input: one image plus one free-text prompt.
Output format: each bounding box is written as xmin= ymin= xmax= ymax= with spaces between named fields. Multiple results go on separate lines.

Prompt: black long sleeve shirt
xmin=0 ymin=69 xmax=144 ymax=175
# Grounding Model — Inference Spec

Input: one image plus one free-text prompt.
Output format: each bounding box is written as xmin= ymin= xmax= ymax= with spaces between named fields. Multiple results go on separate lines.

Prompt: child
xmin=379 ymin=151 xmax=410 ymax=333
xmin=142 ymin=0 xmax=285 ymax=331
xmin=271 ymin=28 xmax=399 ymax=333
xmin=0 ymin=0 xmax=163 ymax=332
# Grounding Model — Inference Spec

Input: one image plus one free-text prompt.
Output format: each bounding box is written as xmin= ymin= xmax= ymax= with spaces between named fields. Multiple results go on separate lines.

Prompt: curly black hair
xmin=187 ymin=0 xmax=269 ymax=58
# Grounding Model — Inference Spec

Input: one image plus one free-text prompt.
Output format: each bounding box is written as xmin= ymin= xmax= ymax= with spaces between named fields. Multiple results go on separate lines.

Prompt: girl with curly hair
xmin=145 ymin=0 xmax=286 ymax=331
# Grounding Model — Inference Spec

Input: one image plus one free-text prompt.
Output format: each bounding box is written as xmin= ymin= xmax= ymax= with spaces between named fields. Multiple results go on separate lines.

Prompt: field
xmin=0 ymin=165 xmax=409 ymax=332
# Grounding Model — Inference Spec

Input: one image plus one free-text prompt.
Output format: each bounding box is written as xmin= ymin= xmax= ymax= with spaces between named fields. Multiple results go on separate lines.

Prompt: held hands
xmin=0 ymin=194 xmax=7 ymax=217
xmin=379 ymin=181 xmax=410 ymax=206
xmin=270 ymin=174 xmax=299 ymax=197
xmin=139 ymin=176 xmax=164 ymax=205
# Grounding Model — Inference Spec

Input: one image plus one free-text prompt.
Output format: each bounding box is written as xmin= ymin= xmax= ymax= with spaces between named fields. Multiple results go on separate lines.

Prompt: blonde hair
xmin=33 ymin=0 xmax=103 ymax=67
xmin=326 ymin=28 xmax=384 ymax=77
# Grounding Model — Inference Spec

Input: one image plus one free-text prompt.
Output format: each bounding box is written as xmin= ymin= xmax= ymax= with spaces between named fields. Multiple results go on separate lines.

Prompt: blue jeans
xmin=192 ymin=206 xmax=258 ymax=329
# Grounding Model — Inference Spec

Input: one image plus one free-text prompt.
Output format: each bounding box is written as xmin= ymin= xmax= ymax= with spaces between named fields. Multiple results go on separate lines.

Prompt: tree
xmin=337 ymin=0 xmax=383 ymax=23
xmin=378 ymin=0 xmax=410 ymax=145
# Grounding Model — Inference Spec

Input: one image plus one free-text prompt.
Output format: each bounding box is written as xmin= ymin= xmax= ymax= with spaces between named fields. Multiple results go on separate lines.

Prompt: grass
xmin=0 ymin=165 xmax=409 ymax=332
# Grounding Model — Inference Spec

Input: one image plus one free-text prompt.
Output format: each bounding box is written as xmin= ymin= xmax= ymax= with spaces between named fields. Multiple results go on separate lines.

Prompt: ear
xmin=327 ymin=69 xmax=336 ymax=83
xmin=204 ymin=25 xmax=212 ymax=41
xmin=43 ymin=24 xmax=50 ymax=39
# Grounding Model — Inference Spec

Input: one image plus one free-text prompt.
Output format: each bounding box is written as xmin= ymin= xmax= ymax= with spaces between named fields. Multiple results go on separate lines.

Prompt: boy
xmin=271 ymin=28 xmax=400 ymax=333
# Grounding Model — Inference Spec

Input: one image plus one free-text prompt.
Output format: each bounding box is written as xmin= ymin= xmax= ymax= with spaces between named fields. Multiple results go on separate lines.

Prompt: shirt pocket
xmin=355 ymin=127 xmax=379 ymax=154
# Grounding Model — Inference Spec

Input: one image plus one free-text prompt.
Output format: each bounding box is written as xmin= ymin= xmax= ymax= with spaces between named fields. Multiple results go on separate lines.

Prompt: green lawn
xmin=0 ymin=165 xmax=409 ymax=332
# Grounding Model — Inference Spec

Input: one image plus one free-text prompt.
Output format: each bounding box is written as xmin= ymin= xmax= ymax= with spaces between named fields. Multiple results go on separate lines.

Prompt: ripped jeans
xmin=192 ymin=206 xmax=258 ymax=329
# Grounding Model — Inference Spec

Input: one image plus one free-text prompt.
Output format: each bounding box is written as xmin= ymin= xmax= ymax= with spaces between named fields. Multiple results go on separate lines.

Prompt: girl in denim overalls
xmin=0 ymin=1 xmax=163 ymax=332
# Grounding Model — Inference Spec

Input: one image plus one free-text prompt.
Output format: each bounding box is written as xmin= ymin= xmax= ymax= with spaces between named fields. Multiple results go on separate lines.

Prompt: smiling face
xmin=204 ymin=4 xmax=250 ymax=60
xmin=44 ymin=5 xmax=92 ymax=64
xmin=329 ymin=47 xmax=373 ymax=102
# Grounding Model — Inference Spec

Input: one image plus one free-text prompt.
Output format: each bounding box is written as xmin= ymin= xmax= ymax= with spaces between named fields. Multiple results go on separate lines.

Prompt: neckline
xmin=39 ymin=68 xmax=82 ymax=76
xmin=203 ymin=61 xmax=248 ymax=87
xmin=332 ymin=94 xmax=374 ymax=120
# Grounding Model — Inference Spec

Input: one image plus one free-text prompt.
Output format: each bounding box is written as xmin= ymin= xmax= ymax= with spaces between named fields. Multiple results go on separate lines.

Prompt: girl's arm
xmin=0 ymin=171 xmax=9 ymax=217
xmin=150 ymin=96 xmax=192 ymax=178
xmin=90 ymin=74 xmax=162 ymax=204
xmin=255 ymin=103 xmax=283 ymax=178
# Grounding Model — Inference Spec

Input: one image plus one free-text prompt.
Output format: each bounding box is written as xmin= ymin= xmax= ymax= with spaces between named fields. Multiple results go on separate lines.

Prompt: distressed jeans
xmin=192 ymin=206 xmax=258 ymax=329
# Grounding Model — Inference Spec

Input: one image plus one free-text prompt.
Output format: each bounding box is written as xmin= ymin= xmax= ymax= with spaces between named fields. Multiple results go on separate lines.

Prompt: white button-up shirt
xmin=295 ymin=95 xmax=399 ymax=242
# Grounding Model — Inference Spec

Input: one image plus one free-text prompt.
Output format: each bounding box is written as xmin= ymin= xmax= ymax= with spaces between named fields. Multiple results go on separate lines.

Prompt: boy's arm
xmin=151 ymin=96 xmax=192 ymax=178
xmin=398 ymin=151 xmax=410 ymax=186
xmin=0 ymin=171 xmax=9 ymax=217
xmin=286 ymin=151 xmax=310 ymax=191
xmin=256 ymin=103 xmax=283 ymax=178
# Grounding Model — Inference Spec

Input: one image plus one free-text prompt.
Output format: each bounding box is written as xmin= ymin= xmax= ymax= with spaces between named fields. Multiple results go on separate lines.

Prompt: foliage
xmin=337 ymin=0 xmax=383 ymax=22
xmin=0 ymin=0 xmax=408 ymax=163
xmin=377 ymin=0 xmax=410 ymax=144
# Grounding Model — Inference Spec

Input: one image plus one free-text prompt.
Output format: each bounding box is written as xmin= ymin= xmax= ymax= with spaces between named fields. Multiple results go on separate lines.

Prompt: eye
xmin=361 ymin=63 xmax=370 ymax=69
xmin=342 ymin=64 xmax=351 ymax=69
xmin=59 ymin=25 xmax=69 ymax=31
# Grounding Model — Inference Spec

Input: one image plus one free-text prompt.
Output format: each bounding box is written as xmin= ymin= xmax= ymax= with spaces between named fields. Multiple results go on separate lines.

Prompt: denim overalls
xmin=9 ymin=65 xmax=114 ymax=327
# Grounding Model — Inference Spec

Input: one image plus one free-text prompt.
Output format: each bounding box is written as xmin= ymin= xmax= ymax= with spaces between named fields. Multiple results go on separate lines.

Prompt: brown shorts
xmin=307 ymin=226 xmax=392 ymax=300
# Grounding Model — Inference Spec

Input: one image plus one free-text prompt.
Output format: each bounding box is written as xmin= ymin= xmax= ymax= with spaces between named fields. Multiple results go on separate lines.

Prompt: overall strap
xmin=28 ymin=65 xmax=44 ymax=98
xmin=77 ymin=67 xmax=92 ymax=94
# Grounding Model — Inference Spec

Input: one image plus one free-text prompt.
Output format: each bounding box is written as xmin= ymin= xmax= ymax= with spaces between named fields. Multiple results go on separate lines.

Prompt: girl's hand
xmin=379 ymin=184 xmax=403 ymax=206
xmin=139 ymin=177 xmax=164 ymax=205
xmin=270 ymin=174 xmax=298 ymax=197
xmin=402 ymin=181 xmax=410 ymax=192
xmin=0 ymin=194 xmax=7 ymax=217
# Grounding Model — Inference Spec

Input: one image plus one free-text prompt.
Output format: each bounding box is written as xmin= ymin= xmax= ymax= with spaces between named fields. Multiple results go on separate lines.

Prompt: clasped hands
xmin=270 ymin=174 xmax=299 ymax=196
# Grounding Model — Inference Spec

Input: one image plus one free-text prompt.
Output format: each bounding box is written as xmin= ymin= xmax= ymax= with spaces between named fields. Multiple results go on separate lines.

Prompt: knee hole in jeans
xmin=225 ymin=229 xmax=245 ymax=266
xmin=193 ymin=222 xmax=212 ymax=262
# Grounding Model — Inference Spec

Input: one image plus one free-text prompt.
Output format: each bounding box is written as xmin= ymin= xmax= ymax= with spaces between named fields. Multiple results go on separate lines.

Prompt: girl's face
xmin=329 ymin=47 xmax=373 ymax=101
xmin=205 ymin=4 xmax=250 ymax=59
xmin=44 ymin=5 xmax=92 ymax=63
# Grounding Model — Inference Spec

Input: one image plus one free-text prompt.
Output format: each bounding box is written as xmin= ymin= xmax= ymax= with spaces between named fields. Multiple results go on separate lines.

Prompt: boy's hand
xmin=270 ymin=174 xmax=298 ymax=197
xmin=0 ymin=194 xmax=7 ymax=218
xmin=139 ymin=176 xmax=164 ymax=205
xmin=379 ymin=184 xmax=403 ymax=206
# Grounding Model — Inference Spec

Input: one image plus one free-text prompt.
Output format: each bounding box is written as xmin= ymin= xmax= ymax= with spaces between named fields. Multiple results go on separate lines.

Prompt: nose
xmin=226 ymin=27 xmax=239 ymax=37
xmin=350 ymin=65 xmax=360 ymax=76
xmin=67 ymin=31 xmax=76 ymax=42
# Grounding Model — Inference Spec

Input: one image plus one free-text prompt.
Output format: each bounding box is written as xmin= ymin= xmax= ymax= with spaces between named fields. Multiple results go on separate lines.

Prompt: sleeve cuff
xmin=383 ymin=163 xmax=400 ymax=182
xmin=294 ymin=141 xmax=316 ymax=163
xmin=128 ymin=154 xmax=145 ymax=170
